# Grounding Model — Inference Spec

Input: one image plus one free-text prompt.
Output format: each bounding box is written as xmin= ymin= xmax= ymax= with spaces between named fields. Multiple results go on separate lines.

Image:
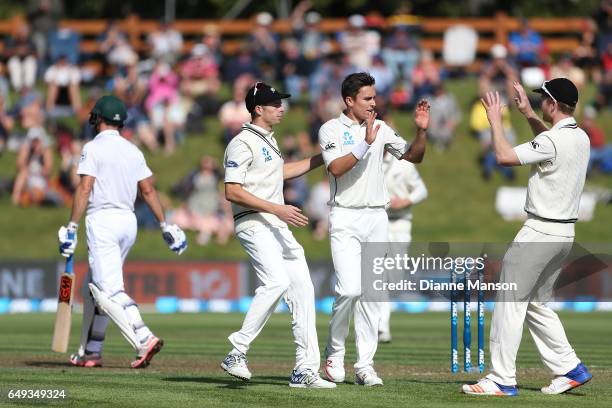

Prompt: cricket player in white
xmin=463 ymin=79 xmax=592 ymax=396
xmin=220 ymin=82 xmax=335 ymax=388
xmin=378 ymin=153 xmax=427 ymax=343
xmin=319 ymin=72 xmax=430 ymax=386
xmin=57 ymin=95 xmax=187 ymax=369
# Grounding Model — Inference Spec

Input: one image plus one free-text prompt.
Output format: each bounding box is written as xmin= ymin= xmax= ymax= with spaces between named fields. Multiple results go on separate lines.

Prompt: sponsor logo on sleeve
xmin=79 ymin=151 xmax=86 ymax=162
xmin=324 ymin=142 xmax=336 ymax=151
xmin=226 ymin=160 xmax=238 ymax=168
xmin=530 ymin=140 xmax=540 ymax=149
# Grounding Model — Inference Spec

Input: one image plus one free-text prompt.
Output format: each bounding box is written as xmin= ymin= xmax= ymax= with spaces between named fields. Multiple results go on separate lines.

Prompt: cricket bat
xmin=51 ymin=253 xmax=75 ymax=353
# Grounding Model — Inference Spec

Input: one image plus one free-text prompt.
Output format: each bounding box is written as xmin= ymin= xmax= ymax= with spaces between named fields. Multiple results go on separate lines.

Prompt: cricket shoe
xmin=323 ymin=357 xmax=345 ymax=383
xmin=462 ymin=378 xmax=518 ymax=396
xmin=131 ymin=335 xmax=164 ymax=369
xmin=378 ymin=330 xmax=392 ymax=344
xmin=221 ymin=352 xmax=252 ymax=381
xmin=70 ymin=352 xmax=102 ymax=367
xmin=355 ymin=369 xmax=383 ymax=386
xmin=289 ymin=368 xmax=337 ymax=388
xmin=541 ymin=363 xmax=592 ymax=394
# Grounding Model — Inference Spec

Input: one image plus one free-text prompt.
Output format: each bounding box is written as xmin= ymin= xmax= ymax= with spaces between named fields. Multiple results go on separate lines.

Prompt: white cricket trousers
xmin=379 ymin=219 xmax=412 ymax=335
xmin=487 ymin=225 xmax=581 ymax=386
xmin=326 ymin=207 xmax=388 ymax=372
xmin=229 ymin=224 xmax=320 ymax=372
xmin=82 ymin=210 xmax=152 ymax=352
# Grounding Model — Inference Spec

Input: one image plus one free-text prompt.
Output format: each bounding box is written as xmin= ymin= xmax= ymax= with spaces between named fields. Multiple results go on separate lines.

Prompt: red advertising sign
xmin=72 ymin=261 xmax=246 ymax=303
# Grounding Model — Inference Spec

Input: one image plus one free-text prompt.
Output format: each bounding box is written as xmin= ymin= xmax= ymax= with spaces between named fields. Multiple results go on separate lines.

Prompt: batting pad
xmin=88 ymin=283 xmax=140 ymax=351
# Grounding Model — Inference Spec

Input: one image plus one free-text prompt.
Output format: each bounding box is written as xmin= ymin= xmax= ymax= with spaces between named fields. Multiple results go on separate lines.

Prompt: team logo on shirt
xmin=342 ymin=132 xmax=354 ymax=145
xmin=261 ymin=147 xmax=273 ymax=162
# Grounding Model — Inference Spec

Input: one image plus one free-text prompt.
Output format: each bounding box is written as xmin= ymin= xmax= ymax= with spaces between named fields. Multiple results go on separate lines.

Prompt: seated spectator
xmin=305 ymin=178 xmax=330 ymax=240
xmin=201 ymin=24 xmax=223 ymax=66
xmin=596 ymin=42 xmax=612 ymax=109
xmin=248 ymin=12 xmax=280 ymax=81
xmin=11 ymin=127 xmax=58 ymax=206
xmin=123 ymin=90 xmax=159 ymax=152
xmin=479 ymin=44 xmax=518 ymax=102
xmin=53 ymin=123 xmax=81 ymax=202
xmin=573 ymin=19 xmax=601 ymax=82
xmin=382 ymin=25 xmax=421 ymax=81
xmin=180 ymin=44 xmax=221 ymax=121
xmin=338 ymin=14 xmax=380 ymax=70
xmin=5 ymin=22 xmax=37 ymax=92
xmin=48 ymin=27 xmax=80 ymax=65
xmin=290 ymin=2 xmax=331 ymax=91
xmin=16 ymin=89 xmax=45 ymax=135
xmin=225 ymin=44 xmax=261 ymax=84
xmin=508 ymin=19 xmax=544 ymax=68
xmin=412 ymin=49 xmax=441 ymax=102
xmin=169 ymin=156 xmax=233 ymax=245
xmin=582 ymin=105 xmax=612 ymax=174
xmin=218 ymin=74 xmax=252 ymax=144
xmin=0 ymin=94 xmax=15 ymax=153
xmin=145 ymin=61 xmax=186 ymax=154
xmin=77 ymin=88 xmax=101 ymax=142
xmin=97 ymin=20 xmax=137 ymax=75
xmin=148 ymin=20 xmax=183 ymax=64
xmin=370 ymin=54 xmax=394 ymax=99
xmin=427 ymin=84 xmax=460 ymax=151
xmin=44 ymin=54 xmax=82 ymax=118
xmin=470 ymin=95 xmax=515 ymax=181
xmin=279 ymin=38 xmax=306 ymax=100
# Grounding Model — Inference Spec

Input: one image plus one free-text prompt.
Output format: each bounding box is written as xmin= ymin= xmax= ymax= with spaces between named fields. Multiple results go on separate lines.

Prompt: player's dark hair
xmin=543 ymin=95 xmax=575 ymax=115
xmin=557 ymin=101 xmax=575 ymax=115
xmin=341 ymin=72 xmax=375 ymax=102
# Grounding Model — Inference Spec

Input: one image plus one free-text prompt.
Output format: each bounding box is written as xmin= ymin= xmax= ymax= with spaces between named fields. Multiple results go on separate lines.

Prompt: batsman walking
xmin=463 ymin=78 xmax=592 ymax=396
xmin=57 ymin=95 xmax=187 ymax=369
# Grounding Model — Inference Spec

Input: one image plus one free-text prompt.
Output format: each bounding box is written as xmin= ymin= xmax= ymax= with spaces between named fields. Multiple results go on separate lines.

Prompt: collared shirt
xmin=319 ymin=112 xmax=409 ymax=208
xmin=383 ymin=153 xmax=427 ymax=221
xmin=224 ymin=122 xmax=286 ymax=233
xmin=77 ymin=129 xmax=152 ymax=215
xmin=513 ymin=117 xmax=590 ymax=236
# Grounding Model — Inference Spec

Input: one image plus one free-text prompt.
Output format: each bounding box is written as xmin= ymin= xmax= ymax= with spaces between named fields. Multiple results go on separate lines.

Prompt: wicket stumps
xmin=450 ymin=266 xmax=485 ymax=373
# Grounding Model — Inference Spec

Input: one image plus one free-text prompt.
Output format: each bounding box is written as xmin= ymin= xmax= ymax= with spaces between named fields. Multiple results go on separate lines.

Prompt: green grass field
xmin=0 ymin=312 xmax=610 ymax=407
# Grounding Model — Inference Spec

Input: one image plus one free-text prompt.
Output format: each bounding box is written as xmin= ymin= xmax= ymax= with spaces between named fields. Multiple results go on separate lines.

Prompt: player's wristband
xmin=160 ymin=222 xmax=167 ymax=229
xmin=351 ymin=140 xmax=371 ymax=161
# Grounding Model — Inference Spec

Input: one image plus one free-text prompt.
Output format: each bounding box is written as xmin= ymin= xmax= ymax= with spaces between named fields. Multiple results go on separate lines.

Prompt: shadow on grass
xmin=163 ymin=375 xmax=288 ymax=389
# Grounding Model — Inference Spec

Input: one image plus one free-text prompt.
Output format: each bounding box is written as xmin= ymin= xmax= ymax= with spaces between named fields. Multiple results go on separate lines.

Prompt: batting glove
xmin=58 ymin=222 xmax=78 ymax=257
xmin=161 ymin=223 xmax=187 ymax=255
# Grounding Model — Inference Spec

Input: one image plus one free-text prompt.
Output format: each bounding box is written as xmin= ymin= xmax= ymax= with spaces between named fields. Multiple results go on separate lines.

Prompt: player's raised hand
xmin=365 ymin=110 xmax=380 ymax=145
xmin=512 ymin=80 xmax=533 ymax=116
xmin=275 ymin=204 xmax=309 ymax=227
xmin=414 ymin=99 xmax=430 ymax=130
xmin=481 ymin=91 xmax=504 ymax=126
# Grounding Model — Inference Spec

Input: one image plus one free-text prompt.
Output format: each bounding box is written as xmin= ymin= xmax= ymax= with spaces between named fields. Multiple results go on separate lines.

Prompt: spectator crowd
xmin=1 ymin=0 xmax=611 ymax=245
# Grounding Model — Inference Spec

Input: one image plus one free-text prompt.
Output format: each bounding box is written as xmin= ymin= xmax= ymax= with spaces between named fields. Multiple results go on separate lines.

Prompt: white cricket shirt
xmin=382 ymin=153 xmax=427 ymax=221
xmin=77 ymin=129 xmax=153 ymax=216
xmin=224 ymin=123 xmax=286 ymax=233
xmin=513 ymin=117 xmax=590 ymax=236
xmin=319 ymin=113 xmax=409 ymax=208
